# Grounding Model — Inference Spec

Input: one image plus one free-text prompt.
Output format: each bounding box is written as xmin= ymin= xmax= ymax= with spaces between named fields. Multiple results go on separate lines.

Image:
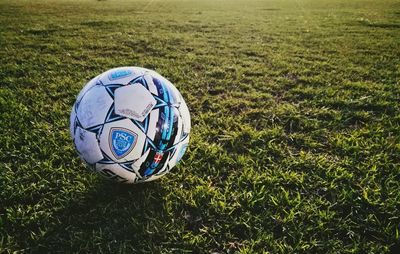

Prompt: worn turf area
xmin=1 ymin=0 xmax=399 ymax=252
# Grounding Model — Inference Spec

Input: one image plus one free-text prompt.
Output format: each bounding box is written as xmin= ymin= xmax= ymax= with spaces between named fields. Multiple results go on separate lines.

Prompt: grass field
xmin=1 ymin=0 xmax=400 ymax=252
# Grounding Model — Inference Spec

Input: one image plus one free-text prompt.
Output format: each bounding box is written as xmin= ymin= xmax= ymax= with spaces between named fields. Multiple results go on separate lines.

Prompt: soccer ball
xmin=70 ymin=67 xmax=190 ymax=183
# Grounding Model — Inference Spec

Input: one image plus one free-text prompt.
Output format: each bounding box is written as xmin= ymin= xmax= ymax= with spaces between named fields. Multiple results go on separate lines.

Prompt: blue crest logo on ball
xmin=109 ymin=127 xmax=138 ymax=159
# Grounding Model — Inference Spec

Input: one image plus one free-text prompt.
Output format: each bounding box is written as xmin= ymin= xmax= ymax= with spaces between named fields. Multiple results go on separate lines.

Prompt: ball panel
xmin=179 ymin=100 xmax=191 ymax=134
xmin=98 ymin=67 xmax=144 ymax=86
xmin=146 ymin=165 xmax=172 ymax=181
xmin=96 ymin=163 xmax=137 ymax=184
xmin=99 ymin=119 xmax=146 ymax=163
xmin=173 ymin=109 xmax=183 ymax=145
xmin=168 ymin=136 xmax=189 ymax=169
xmin=149 ymin=71 xmax=182 ymax=99
xmin=69 ymin=105 xmax=77 ymax=138
xmin=131 ymin=148 xmax=150 ymax=176
xmin=134 ymin=150 xmax=171 ymax=181
xmin=140 ymin=167 xmax=169 ymax=182
xmin=146 ymin=108 xmax=159 ymax=141
xmin=131 ymin=148 xmax=171 ymax=178
xmin=74 ymin=127 xmax=103 ymax=164
xmin=114 ymin=83 xmax=156 ymax=121
xmin=152 ymin=106 xmax=180 ymax=151
xmin=76 ymin=75 xmax=100 ymax=105
xmin=143 ymin=74 xmax=158 ymax=95
xmin=153 ymin=152 xmax=170 ymax=176
xmin=151 ymin=75 xmax=181 ymax=106
xmin=76 ymin=85 xmax=113 ymax=129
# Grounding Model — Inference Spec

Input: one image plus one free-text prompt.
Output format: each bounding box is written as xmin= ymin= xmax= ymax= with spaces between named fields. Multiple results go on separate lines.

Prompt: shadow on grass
xmin=34 ymin=179 xmax=171 ymax=252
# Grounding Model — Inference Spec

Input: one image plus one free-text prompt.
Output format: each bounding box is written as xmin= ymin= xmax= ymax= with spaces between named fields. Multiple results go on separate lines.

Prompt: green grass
xmin=1 ymin=0 xmax=400 ymax=252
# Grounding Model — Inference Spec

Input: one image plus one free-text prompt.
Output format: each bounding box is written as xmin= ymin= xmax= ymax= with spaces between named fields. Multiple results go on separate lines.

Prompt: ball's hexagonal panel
xmin=76 ymin=85 xmax=113 ymax=129
xmin=98 ymin=67 xmax=144 ymax=86
xmin=168 ymin=136 xmax=189 ymax=170
xmin=99 ymin=119 xmax=146 ymax=163
xmin=96 ymin=163 xmax=137 ymax=184
xmin=179 ymin=100 xmax=191 ymax=134
xmin=74 ymin=127 xmax=103 ymax=164
xmin=69 ymin=105 xmax=77 ymax=138
xmin=76 ymin=75 xmax=100 ymax=103
xmin=114 ymin=83 xmax=156 ymax=122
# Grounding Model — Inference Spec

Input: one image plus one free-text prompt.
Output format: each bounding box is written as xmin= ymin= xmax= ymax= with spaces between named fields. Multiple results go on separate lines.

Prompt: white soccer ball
xmin=70 ymin=67 xmax=191 ymax=183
